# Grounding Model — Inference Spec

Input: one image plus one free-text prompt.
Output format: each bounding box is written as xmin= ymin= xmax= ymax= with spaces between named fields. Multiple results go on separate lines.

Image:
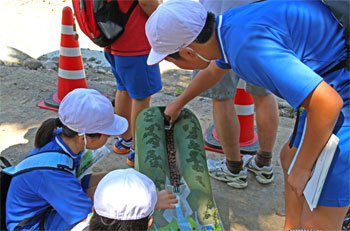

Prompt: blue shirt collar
xmin=55 ymin=129 xmax=81 ymax=159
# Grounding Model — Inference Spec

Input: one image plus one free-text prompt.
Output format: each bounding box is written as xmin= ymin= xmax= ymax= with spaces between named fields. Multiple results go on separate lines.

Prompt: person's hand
xmin=164 ymin=100 xmax=182 ymax=124
xmin=287 ymin=168 xmax=312 ymax=197
xmin=155 ymin=190 xmax=178 ymax=210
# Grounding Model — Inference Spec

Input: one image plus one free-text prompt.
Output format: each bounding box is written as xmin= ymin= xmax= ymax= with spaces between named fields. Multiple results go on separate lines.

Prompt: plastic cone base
xmin=204 ymin=124 xmax=259 ymax=155
xmin=204 ymin=124 xmax=224 ymax=153
xmin=44 ymin=91 xmax=60 ymax=108
xmin=38 ymin=90 xmax=107 ymax=112
xmin=204 ymin=143 xmax=224 ymax=154
xmin=37 ymin=91 xmax=59 ymax=112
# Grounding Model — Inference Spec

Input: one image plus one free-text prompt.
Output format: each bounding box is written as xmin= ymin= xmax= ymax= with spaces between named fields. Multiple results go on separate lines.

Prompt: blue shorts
xmin=81 ymin=174 xmax=92 ymax=193
xmin=105 ymin=52 xmax=162 ymax=99
xmin=291 ymin=90 xmax=350 ymax=207
xmin=44 ymin=210 xmax=74 ymax=230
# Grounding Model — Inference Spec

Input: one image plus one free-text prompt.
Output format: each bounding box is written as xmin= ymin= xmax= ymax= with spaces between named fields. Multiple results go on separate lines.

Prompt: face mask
xmin=78 ymin=132 xmax=87 ymax=153
xmin=185 ymin=47 xmax=211 ymax=63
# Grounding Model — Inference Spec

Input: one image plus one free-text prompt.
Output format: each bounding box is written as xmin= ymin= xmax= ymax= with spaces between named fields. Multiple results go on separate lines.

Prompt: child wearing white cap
xmin=72 ymin=168 xmax=177 ymax=231
xmin=5 ymin=88 xmax=159 ymax=230
xmin=146 ymin=0 xmax=349 ymax=230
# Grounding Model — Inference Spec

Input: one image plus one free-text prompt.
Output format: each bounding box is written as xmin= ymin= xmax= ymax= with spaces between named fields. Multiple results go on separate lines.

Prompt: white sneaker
xmin=242 ymin=155 xmax=274 ymax=184
xmin=207 ymin=158 xmax=248 ymax=189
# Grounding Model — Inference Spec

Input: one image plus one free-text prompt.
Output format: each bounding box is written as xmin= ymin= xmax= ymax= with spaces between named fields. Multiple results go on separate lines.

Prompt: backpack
xmin=72 ymin=0 xmax=138 ymax=47
xmin=0 ymin=152 xmax=75 ymax=231
xmin=322 ymin=0 xmax=349 ymax=41
xmin=322 ymin=0 xmax=350 ymax=69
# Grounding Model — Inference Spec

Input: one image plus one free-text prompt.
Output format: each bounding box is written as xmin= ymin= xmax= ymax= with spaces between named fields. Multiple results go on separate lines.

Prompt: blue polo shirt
xmin=215 ymin=0 xmax=348 ymax=118
xmin=214 ymin=0 xmax=350 ymax=207
xmin=6 ymin=129 xmax=93 ymax=231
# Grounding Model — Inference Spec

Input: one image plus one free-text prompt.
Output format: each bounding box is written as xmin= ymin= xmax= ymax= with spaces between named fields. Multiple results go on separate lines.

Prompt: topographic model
xmin=135 ymin=106 xmax=224 ymax=231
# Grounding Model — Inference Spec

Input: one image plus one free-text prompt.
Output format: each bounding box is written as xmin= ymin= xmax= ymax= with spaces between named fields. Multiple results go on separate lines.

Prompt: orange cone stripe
xmin=235 ymin=88 xmax=254 ymax=105
xmin=57 ymin=78 xmax=87 ymax=100
xmin=61 ymin=34 xmax=79 ymax=48
xmin=238 ymin=116 xmax=255 ymax=144
xmin=59 ymin=56 xmax=84 ymax=70
xmin=61 ymin=7 xmax=74 ymax=25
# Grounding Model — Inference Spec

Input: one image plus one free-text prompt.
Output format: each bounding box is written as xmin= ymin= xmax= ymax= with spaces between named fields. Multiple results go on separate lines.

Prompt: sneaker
xmin=113 ymin=136 xmax=132 ymax=154
xmin=126 ymin=148 xmax=135 ymax=167
xmin=207 ymin=158 xmax=248 ymax=189
xmin=242 ymin=155 xmax=274 ymax=184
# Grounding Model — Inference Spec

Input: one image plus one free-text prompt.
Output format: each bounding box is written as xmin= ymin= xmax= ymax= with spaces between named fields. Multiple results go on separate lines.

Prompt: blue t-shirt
xmin=215 ymin=0 xmax=349 ymax=117
xmin=6 ymin=129 xmax=93 ymax=231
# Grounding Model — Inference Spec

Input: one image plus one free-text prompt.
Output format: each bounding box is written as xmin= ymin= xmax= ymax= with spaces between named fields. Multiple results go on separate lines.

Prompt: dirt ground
xmin=0 ymin=1 xmax=296 ymax=230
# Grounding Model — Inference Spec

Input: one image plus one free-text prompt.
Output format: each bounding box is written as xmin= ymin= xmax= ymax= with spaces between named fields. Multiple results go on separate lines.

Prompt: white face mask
xmin=185 ymin=47 xmax=211 ymax=63
xmin=78 ymin=133 xmax=87 ymax=153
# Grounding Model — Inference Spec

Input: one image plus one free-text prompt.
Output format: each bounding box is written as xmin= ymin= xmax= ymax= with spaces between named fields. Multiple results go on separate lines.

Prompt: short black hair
xmin=194 ymin=11 xmax=216 ymax=44
xmin=167 ymin=11 xmax=216 ymax=60
xmin=89 ymin=212 xmax=150 ymax=231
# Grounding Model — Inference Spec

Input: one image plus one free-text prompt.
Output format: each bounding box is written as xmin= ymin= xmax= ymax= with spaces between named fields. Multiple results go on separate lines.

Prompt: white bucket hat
xmin=94 ymin=168 xmax=158 ymax=220
xmin=58 ymin=88 xmax=128 ymax=136
xmin=146 ymin=0 xmax=207 ymax=65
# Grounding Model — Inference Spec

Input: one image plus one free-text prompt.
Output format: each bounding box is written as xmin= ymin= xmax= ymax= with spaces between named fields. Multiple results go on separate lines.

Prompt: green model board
xmin=135 ymin=106 xmax=224 ymax=231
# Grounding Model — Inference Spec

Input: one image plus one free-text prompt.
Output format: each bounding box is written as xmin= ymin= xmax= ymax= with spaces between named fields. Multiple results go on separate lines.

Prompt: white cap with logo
xmin=58 ymin=88 xmax=128 ymax=136
xmin=146 ymin=0 xmax=207 ymax=65
xmin=94 ymin=168 xmax=158 ymax=220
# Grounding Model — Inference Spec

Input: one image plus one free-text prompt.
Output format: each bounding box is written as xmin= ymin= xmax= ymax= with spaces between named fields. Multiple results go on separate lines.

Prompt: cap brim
xmin=147 ymin=48 xmax=167 ymax=66
xmin=99 ymin=115 xmax=128 ymax=136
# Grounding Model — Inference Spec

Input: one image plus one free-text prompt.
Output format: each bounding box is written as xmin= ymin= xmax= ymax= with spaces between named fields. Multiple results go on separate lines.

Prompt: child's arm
xmin=288 ymin=80 xmax=343 ymax=196
xmin=155 ymin=190 xmax=178 ymax=209
xmin=139 ymin=0 xmax=159 ymax=16
xmin=164 ymin=62 xmax=229 ymax=123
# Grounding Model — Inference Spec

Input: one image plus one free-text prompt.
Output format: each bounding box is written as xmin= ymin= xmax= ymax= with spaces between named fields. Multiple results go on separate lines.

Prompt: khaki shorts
xmin=192 ymin=69 xmax=271 ymax=100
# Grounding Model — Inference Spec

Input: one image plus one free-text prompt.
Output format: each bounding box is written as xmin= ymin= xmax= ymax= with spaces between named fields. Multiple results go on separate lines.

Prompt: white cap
xmin=146 ymin=0 xmax=207 ymax=65
xmin=94 ymin=168 xmax=158 ymax=220
xmin=58 ymin=88 xmax=128 ymax=136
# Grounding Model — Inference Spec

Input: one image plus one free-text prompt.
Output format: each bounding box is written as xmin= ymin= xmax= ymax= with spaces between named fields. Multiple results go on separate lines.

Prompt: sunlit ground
xmin=0 ymin=123 xmax=37 ymax=153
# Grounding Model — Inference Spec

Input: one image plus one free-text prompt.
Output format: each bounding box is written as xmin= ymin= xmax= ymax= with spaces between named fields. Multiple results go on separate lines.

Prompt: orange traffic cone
xmin=204 ymin=81 xmax=259 ymax=154
xmin=234 ymin=87 xmax=259 ymax=153
xmin=38 ymin=6 xmax=87 ymax=112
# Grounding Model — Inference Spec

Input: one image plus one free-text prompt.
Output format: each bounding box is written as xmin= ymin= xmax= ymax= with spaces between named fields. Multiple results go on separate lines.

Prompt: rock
xmin=96 ymin=67 xmax=106 ymax=74
xmin=51 ymin=56 xmax=59 ymax=64
xmin=0 ymin=45 xmax=32 ymax=65
xmin=87 ymin=57 xmax=96 ymax=62
xmin=278 ymin=101 xmax=290 ymax=109
xmin=23 ymin=58 xmax=42 ymax=70
xmin=279 ymin=108 xmax=295 ymax=118
xmin=41 ymin=61 xmax=57 ymax=70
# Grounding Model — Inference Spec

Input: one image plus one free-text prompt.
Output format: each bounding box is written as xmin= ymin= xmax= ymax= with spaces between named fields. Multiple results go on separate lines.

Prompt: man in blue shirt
xmin=145 ymin=0 xmax=349 ymax=230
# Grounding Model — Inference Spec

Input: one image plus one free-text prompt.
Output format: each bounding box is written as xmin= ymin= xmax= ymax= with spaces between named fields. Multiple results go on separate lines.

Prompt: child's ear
xmin=148 ymin=216 xmax=153 ymax=228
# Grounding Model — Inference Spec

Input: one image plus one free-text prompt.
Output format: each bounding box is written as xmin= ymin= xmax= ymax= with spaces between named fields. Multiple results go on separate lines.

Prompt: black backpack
xmin=72 ymin=0 xmax=138 ymax=47
xmin=322 ymin=0 xmax=350 ymax=69
xmin=0 ymin=157 xmax=12 ymax=231
xmin=0 ymin=152 xmax=75 ymax=230
xmin=322 ymin=0 xmax=349 ymax=41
